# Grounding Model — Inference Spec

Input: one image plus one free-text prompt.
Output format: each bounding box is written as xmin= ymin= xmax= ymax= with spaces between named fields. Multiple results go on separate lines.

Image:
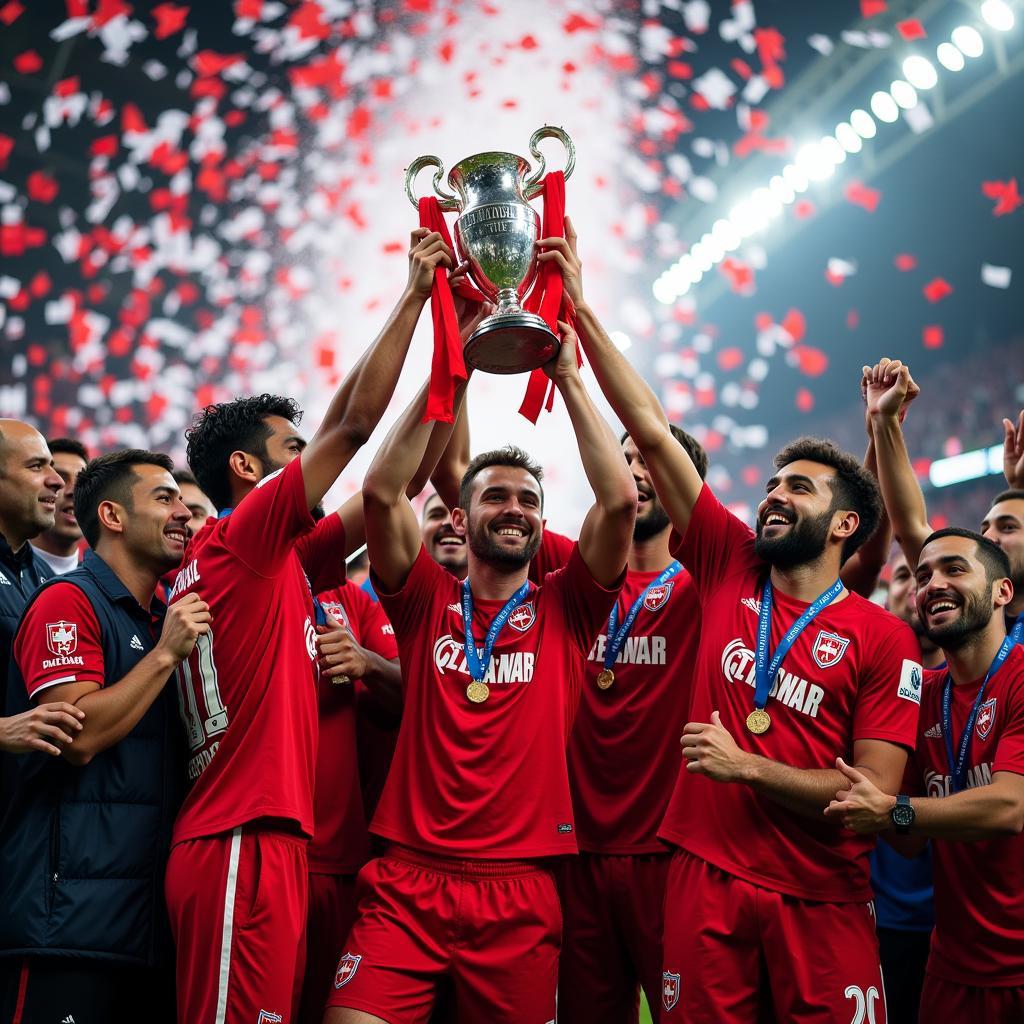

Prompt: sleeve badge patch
xmin=46 ymin=620 xmax=78 ymax=656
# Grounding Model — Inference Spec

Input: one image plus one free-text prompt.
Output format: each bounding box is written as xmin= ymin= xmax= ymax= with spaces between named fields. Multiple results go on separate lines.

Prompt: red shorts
xmin=557 ymin=852 xmax=670 ymax=1024
xmin=662 ymin=849 xmax=885 ymax=1024
xmin=297 ymin=872 xmax=360 ymax=1024
xmin=165 ymin=826 xmax=308 ymax=1024
xmin=920 ymin=972 xmax=1024 ymax=1023
xmin=324 ymin=845 xmax=561 ymax=1024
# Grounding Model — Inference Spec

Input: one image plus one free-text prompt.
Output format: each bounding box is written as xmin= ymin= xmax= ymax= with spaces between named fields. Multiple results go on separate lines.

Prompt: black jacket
xmin=0 ymin=551 xmax=184 ymax=966
xmin=0 ymin=532 xmax=53 ymax=703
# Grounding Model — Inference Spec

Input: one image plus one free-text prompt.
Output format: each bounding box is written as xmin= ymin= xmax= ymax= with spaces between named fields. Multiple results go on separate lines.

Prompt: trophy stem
xmin=495 ymin=287 xmax=520 ymax=314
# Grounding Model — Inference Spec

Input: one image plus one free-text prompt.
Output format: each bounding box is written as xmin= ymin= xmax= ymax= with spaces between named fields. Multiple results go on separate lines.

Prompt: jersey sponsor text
xmin=587 ymin=633 xmax=667 ymax=666
xmin=432 ymin=634 xmax=535 ymax=684
xmin=169 ymin=557 xmax=201 ymax=600
xmin=720 ymin=638 xmax=825 ymax=719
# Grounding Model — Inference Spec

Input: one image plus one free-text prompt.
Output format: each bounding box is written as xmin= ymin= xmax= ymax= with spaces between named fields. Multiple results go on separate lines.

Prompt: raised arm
xmin=537 ymin=219 xmax=703 ymax=536
xmin=840 ymin=414 xmax=892 ymax=597
xmin=865 ymin=357 xmax=931 ymax=569
xmin=299 ymin=228 xmax=456 ymax=510
xmin=363 ymin=379 xmax=468 ymax=593
xmin=1004 ymin=410 xmax=1024 ymax=489
xmin=547 ymin=323 xmax=636 ymax=587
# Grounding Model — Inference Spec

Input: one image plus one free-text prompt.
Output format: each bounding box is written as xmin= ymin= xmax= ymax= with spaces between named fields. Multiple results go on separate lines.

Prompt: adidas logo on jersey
xmin=62 ymin=1016 xmax=76 ymax=1023
xmin=447 ymin=603 xmax=461 ymax=613
xmin=0 ymin=571 xmax=10 ymax=586
xmin=130 ymin=635 xmax=144 ymax=651
xmin=740 ymin=597 xmax=761 ymax=615
xmin=924 ymin=722 xmax=943 ymax=739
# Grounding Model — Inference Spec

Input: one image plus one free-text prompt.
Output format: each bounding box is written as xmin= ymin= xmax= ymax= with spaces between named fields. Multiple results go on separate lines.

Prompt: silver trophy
xmin=404 ymin=126 xmax=576 ymax=374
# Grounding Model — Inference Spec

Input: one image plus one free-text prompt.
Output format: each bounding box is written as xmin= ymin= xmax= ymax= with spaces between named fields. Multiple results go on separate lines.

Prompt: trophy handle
xmin=404 ymin=155 xmax=460 ymax=211
xmin=524 ymin=126 xmax=576 ymax=198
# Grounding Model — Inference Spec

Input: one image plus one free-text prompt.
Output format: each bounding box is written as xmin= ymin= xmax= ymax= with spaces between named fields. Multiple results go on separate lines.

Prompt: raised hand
xmin=406 ymin=227 xmax=455 ymax=300
xmin=862 ymin=357 xmax=920 ymax=421
xmin=1003 ymin=411 xmax=1024 ymax=489
xmin=542 ymin=320 xmax=581 ymax=385
xmin=536 ymin=215 xmax=584 ymax=308
xmin=158 ymin=593 xmax=212 ymax=663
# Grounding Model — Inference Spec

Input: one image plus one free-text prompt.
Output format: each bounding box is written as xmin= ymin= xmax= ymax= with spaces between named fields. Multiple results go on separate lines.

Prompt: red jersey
xmin=537 ymin=529 xmax=702 ymax=852
xmin=658 ymin=484 xmax=921 ymax=902
xmin=169 ymin=457 xmax=347 ymax=844
xmin=371 ymin=542 xmax=622 ymax=859
xmin=15 ymin=585 xmax=108 ymax=698
xmin=310 ymin=582 xmax=398 ymax=874
xmin=908 ymin=649 xmax=1024 ymax=986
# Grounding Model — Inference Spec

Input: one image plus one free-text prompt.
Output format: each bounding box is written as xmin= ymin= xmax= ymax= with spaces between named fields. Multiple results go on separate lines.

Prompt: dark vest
xmin=0 ymin=533 xmax=53 ymax=704
xmin=0 ymin=551 xmax=184 ymax=966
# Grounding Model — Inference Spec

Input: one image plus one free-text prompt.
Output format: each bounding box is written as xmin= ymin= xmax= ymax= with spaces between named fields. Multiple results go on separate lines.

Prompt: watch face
xmin=892 ymin=803 xmax=914 ymax=828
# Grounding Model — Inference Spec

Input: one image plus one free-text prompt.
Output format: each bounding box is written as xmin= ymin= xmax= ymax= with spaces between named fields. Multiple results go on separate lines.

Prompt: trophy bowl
xmin=405 ymin=126 xmax=575 ymax=374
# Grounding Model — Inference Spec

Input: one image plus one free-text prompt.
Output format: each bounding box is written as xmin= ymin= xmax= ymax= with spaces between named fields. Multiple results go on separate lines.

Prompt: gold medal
xmin=466 ymin=681 xmax=490 ymax=704
xmin=596 ymin=668 xmax=615 ymax=690
xmin=746 ymin=709 xmax=771 ymax=735
xmin=330 ymin=673 xmax=351 ymax=686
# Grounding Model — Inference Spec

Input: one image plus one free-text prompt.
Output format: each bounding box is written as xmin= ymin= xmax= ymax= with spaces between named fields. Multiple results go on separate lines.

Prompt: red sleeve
xmin=528 ymin=528 xmax=576 ymax=584
xmin=541 ymin=543 xmax=624 ymax=656
xmin=852 ymin=617 xmax=923 ymax=749
xmin=993 ymin=673 xmax=1024 ymax=776
xmin=15 ymin=584 xmax=105 ymax=699
xmin=672 ymin=483 xmax=762 ymax=597
xmin=295 ymin=512 xmax=347 ymax=594
xmin=222 ymin=457 xmax=315 ymax=577
xmin=374 ymin=546 xmax=448 ymax=644
xmin=349 ymin=585 xmax=399 ymax=661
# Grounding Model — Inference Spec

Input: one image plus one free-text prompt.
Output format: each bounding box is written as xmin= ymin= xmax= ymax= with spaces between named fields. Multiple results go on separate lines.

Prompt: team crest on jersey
xmin=976 ymin=698 xmax=997 ymax=741
xmin=320 ymin=601 xmax=347 ymax=627
xmin=643 ymin=582 xmax=674 ymax=612
xmin=507 ymin=602 xmax=536 ymax=633
xmin=334 ymin=952 xmax=362 ymax=988
xmin=662 ymin=970 xmax=680 ymax=1012
xmin=812 ymin=630 xmax=850 ymax=669
xmin=46 ymin=621 xmax=78 ymax=657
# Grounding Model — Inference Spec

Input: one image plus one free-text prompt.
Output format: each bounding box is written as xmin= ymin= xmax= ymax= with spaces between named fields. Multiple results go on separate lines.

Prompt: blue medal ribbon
xmin=943 ymin=614 xmax=1024 ymax=792
xmin=603 ymin=561 xmax=682 ymax=671
xmin=754 ymin=577 xmax=844 ymax=713
xmin=461 ymin=578 xmax=532 ymax=682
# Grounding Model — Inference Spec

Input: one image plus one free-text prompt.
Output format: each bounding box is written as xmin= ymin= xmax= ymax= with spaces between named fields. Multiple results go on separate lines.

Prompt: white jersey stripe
xmin=215 ymin=827 xmax=243 ymax=1024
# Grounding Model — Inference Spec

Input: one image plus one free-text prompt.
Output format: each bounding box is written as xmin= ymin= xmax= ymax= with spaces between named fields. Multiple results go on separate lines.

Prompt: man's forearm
xmin=742 ymin=757 xmax=882 ymax=821
xmin=359 ymin=654 xmax=402 ymax=717
xmin=908 ymin=785 xmax=1024 ymax=840
xmin=65 ymin=648 xmax=179 ymax=764
xmin=870 ymin=411 xmax=931 ymax=568
xmin=575 ymin=303 xmax=672 ymax=449
xmin=557 ymin=374 xmax=635 ymax=513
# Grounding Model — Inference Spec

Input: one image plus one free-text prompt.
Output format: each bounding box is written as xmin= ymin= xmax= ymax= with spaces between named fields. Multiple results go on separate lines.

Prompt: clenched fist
xmin=158 ymin=593 xmax=212 ymax=663
xmin=316 ymin=617 xmax=370 ymax=685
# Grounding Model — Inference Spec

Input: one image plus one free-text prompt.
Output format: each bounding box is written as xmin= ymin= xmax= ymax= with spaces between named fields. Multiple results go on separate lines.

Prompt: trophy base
xmin=464 ymin=312 xmax=559 ymax=374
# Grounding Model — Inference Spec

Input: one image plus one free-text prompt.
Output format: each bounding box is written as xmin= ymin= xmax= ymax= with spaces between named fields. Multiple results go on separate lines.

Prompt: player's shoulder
xmin=844 ymin=591 xmax=912 ymax=635
xmin=25 ymin=577 xmax=95 ymax=617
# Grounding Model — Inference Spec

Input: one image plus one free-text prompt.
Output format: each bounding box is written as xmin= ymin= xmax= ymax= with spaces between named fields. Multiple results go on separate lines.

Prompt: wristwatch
xmin=890 ymin=794 xmax=915 ymax=834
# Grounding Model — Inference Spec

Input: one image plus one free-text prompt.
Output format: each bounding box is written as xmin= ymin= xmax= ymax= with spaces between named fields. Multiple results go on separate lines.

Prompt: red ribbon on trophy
xmin=418 ymin=196 xmax=485 ymax=424
xmin=518 ymin=171 xmax=581 ymax=423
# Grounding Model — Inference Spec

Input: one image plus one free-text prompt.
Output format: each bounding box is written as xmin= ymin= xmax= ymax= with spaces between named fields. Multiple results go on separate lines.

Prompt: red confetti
xmin=923 ymin=325 xmax=944 ymax=348
xmin=562 ymin=12 xmax=600 ymax=33
xmin=844 ymin=181 xmax=881 ymax=213
xmin=846 ymin=309 xmax=860 ymax=330
xmin=793 ymin=200 xmax=815 ymax=219
xmin=152 ymin=2 xmax=189 ymax=39
xmin=860 ymin=0 xmax=887 ymax=15
xmin=0 ymin=134 xmax=13 ymax=170
xmin=194 ymin=50 xmax=244 ymax=77
xmin=13 ymin=50 xmax=43 ymax=74
xmin=793 ymin=346 xmax=829 ymax=377
xmin=923 ymin=278 xmax=953 ymax=303
xmin=894 ymin=253 xmax=917 ymax=271
xmin=796 ymin=388 xmax=815 ymax=412
xmin=0 ymin=1 xmax=25 ymax=25
xmin=717 ymin=347 xmax=744 ymax=371
xmin=26 ymin=170 xmax=58 ymax=204
xmin=896 ymin=18 xmax=926 ymax=40
xmin=982 ymin=178 xmax=1023 ymax=216
xmin=781 ymin=309 xmax=806 ymax=343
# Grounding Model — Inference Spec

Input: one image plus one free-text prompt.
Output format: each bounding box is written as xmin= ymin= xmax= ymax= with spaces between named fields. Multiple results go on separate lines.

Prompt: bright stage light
xmin=982 ymin=0 xmax=1015 ymax=31
xmin=795 ymin=142 xmax=836 ymax=181
xmin=903 ymin=55 xmax=938 ymax=89
xmin=937 ymin=41 xmax=967 ymax=70
xmin=712 ymin=218 xmax=741 ymax=251
xmin=820 ymin=135 xmax=846 ymax=165
xmin=889 ymin=79 xmax=918 ymax=109
xmin=652 ymin=277 xmax=675 ymax=305
xmin=870 ymin=90 xmax=899 ymax=123
xmin=768 ymin=174 xmax=796 ymax=204
xmin=782 ymin=163 xmax=810 ymax=193
xmin=835 ymin=122 xmax=863 ymax=153
xmin=850 ymin=108 xmax=877 ymax=138
xmin=951 ymin=25 xmax=984 ymax=58
xmin=750 ymin=187 xmax=782 ymax=222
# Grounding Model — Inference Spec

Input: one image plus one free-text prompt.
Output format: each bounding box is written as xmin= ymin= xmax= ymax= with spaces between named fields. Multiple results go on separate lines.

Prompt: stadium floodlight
xmin=982 ymin=0 xmax=1015 ymax=31
xmin=701 ymin=232 xmax=726 ymax=263
xmin=768 ymin=174 xmax=796 ymax=204
xmin=849 ymin=108 xmax=877 ymax=138
xmin=795 ymin=142 xmax=837 ymax=181
xmin=782 ymin=163 xmax=810 ymax=193
xmin=951 ymin=25 xmax=985 ymax=58
xmin=889 ymin=79 xmax=918 ymax=109
xmin=903 ymin=55 xmax=939 ymax=89
xmin=711 ymin=218 xmax=742 ymax=251
xmin=835 ymin=122 xmax=863 ymax=153
xmin=870 ymin=90 xmax=900 ymax=123
xmin=652 ymin=276 xmax=674 ymax=304
xmin=750 ymin=186 xmax=783 ymax=221
xmin=937 ymin=41 xmax=967 ymax=70
xmin=820 ymin=135 xmax=846 ymax=165
xmin=928 ymin=444 xmax=1003 ymax=488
